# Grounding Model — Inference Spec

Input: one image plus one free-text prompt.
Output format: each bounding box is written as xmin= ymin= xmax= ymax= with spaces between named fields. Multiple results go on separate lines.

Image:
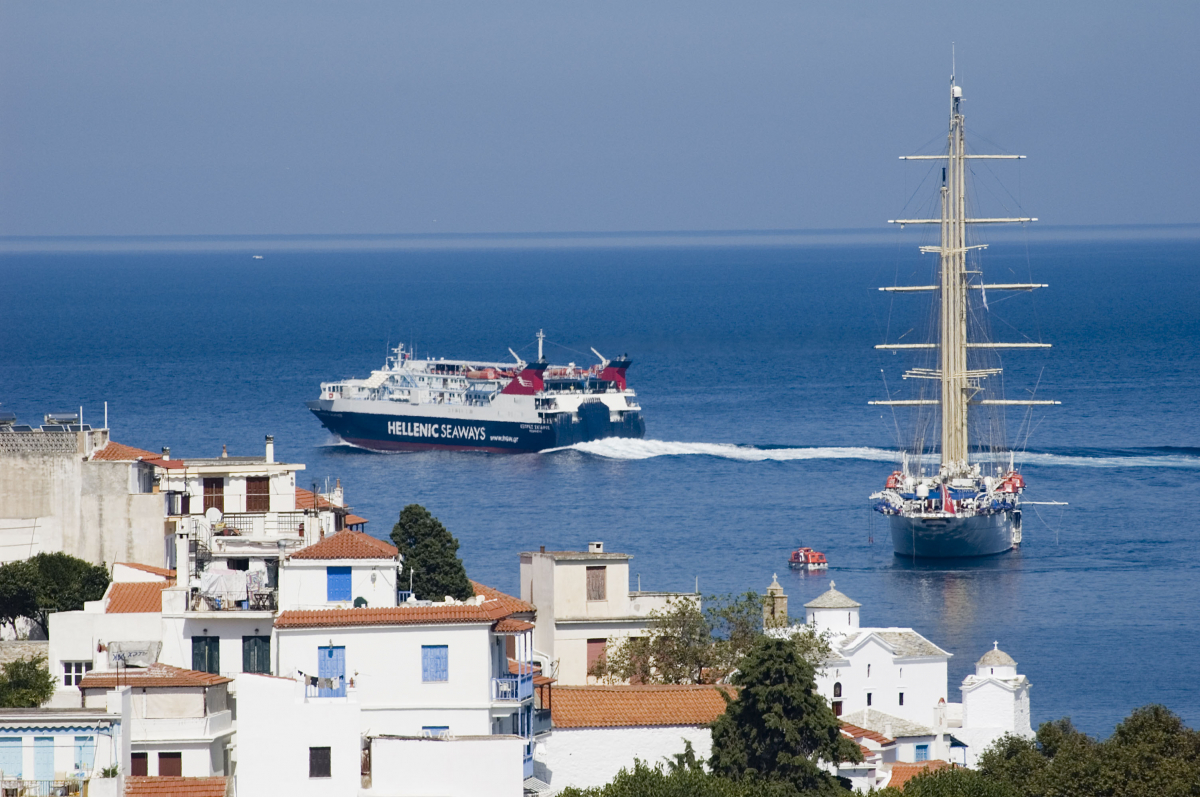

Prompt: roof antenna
xmin=952 ymin=42 xmax=956 ymax=82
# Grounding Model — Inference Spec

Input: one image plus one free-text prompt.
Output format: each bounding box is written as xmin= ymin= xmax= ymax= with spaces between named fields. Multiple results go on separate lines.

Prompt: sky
xmin=0 ymin=1 xmax=1196 ymax=237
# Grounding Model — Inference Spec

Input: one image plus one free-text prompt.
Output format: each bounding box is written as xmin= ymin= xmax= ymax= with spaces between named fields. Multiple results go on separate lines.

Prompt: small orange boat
xmin=788 ymin=546 xmax=828 ymax=571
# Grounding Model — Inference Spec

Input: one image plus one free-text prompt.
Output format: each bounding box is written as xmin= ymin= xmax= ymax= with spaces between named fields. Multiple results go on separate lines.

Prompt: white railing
xmin=491 ymin=674 xmax=533 ymax=702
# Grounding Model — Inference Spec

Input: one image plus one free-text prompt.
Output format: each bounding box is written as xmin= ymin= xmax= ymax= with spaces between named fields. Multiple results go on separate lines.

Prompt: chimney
xmin=588 ymin=541 xmax=603 ymax=554
xmin=265 ymin=435 xmax=275 ymax=464
xmin=332 ymin=477 xmax=344 ymax=507
xmin=161 ymin=447 xmax=170 ymax=461
xmin=221 ymin=444 xmax=228 ymax=459
xmin=539 ymin=545 xmax=545 ymax=553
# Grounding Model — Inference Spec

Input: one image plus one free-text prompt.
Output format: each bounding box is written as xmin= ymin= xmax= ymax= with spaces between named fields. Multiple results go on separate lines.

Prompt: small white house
xmin=277 ymin=530 xmax=401 ymax=610
xmin=957 ymin=643 xmax=1034 ymax=766
xmin=520 ymin=542 xmax=697 ymax=685
xmin=0 ymin=688 xmax=130 ymax=787
xmin=538 ymin=684 xmax=731 ymax=792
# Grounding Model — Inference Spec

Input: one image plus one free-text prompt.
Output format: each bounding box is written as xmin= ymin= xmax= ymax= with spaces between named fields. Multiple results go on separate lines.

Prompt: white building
xmin=537 ymin=684 xmax=730 ymax=792
xmin=956 ymin=644 xmax=1034 ymax=766
xmin=520 ymin=542 xmax=696 ymax=685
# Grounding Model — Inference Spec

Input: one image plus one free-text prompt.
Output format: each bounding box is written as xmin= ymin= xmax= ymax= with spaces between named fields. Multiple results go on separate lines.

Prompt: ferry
xmin=788 ymin=547 xmax=828 ymax=571
xmin=308 ymin=331 xmax=645 ymax=453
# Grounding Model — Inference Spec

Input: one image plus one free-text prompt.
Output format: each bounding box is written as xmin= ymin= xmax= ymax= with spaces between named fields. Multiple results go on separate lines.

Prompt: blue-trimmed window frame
xmin=421 ymin=645 xmax=448 ymax=682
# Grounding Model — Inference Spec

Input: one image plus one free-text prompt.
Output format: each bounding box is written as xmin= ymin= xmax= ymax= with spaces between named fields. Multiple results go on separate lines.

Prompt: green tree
xmin=390 ymin=504 xmax=473 ymax=601
xmin=0 ymin=560 xmax=38 ymax=636
xmin=876 ymin=766 xmax=1017 ymax=797
xmin=0 ymin=655 xmax=57 ymax=708
xmin=557 ymin=756 xmax=794 ymax=797
xmin=1096 ymin=705 xmax=1200 ymax=797
xmin=26 ymin=553 xmax=110 ymax=636
xmin=709 ymin=636 xmax=860 ymax=795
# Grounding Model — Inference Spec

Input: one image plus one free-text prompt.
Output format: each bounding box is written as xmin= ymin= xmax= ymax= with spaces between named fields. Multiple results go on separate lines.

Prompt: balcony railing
xmin=491 ymin=674 xmax=533 ymax=702
xmin=0 ymin=779 xmax=82 ymax=797
xmin=532 ymin=707 xmax=552 ymax=736
xmin=190 ymin=589 xmax=278 ymax=612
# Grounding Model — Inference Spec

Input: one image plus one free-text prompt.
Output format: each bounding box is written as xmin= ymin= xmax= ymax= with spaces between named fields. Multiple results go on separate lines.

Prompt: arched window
xmin=833 ymin=682 xmax=842 ymax=698
xmin=867 ymin=664 xmax=871 ymax=677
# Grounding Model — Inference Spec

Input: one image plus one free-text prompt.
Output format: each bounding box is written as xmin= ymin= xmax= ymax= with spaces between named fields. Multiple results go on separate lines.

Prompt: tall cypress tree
xmin=390 ymin=504 xmax=474 ymax=601
xmin=709 ymin=636 xmax=861 ymax=795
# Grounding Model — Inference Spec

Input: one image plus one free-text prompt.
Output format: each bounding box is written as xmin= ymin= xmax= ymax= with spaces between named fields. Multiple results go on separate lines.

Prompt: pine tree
xmin=709 ymin=636 xmax=860 ymax=795
xmin=390 ymin=504 xmax=474 ymax=601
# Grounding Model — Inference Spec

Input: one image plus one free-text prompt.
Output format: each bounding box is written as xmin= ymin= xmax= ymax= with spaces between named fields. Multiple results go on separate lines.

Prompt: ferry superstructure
xmin=308 ymin=331 xmax=645 ymax=453
xmin=869 ymin=73 xmax=1057 ymax=558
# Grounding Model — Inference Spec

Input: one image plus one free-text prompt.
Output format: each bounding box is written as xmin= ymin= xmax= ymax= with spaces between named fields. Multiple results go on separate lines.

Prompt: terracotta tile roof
xmin=80 ymin=663 xmax=232 ymax=689
xmin=106 ymin=582 xmax=172 ymax=613
xmin=116 ymin=562 xmax=178 ymax=580
xmin=551 ymin=685 xmax=734 ymax=729
xmin=471 ymin=581 xmax=536 ymax=615
xmin=887 ymin=760 xmax=950 ymax=790
xmin=295 ymin=487 xmax=338 ymax=510
xmin=276 ymin=601 xmax=510 ymax=629
xmin=344 ymin=514 xmax=370 ymax=526
xmin=494 ymin=618 xmax=534 ymax=633
xmin=125 ymin=776 xmax=228 ymax=797
xmin=841 ymin=721 xmax=895 ymax=745
xmin=91 ymin=441 xmax=157 ymax=461
xmin=291 ymin=531 xmax=398 ymax=560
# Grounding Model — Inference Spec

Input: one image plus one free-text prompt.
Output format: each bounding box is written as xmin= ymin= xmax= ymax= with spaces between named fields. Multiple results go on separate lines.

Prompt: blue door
xmin=317 ymin=646 xmax=346 ymax=697
xmin=0 ymin=737 xmax=21 ymax=777
xmin=74 ymin=736 xmax=95 ymax=773
xmin=326 ymin=567 xmax=351 ymax=601
xmin=34 ymin=737 xmax=54 ymax=780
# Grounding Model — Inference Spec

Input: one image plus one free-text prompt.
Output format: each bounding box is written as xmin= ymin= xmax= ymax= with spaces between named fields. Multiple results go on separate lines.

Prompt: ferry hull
xmin=889 ymin=511 xmax=1017 ymax=558
xmin=308 ymin=401 xmax=645 ymax=453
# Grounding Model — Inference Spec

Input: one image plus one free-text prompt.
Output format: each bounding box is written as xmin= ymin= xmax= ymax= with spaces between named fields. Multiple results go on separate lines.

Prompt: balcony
xmin=491 ymin=674 xmax=533 ymax=702
xmin=532 ymin=707 xmax=552 ymax=736
xmin=0 ymin=779 xmax=82 ymax=796
xmin=189 ymin=589 xmax=278 ymax=613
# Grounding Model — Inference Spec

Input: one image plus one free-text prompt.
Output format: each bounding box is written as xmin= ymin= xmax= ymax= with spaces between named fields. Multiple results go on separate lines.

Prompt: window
xmin=867 ymin=664 xmax=871 ymax=677
xmin=242 ymin=636 xmax=271 ymax=674
xmin=158 ymin=752 xmax=182 ymax=777
xmin=327 ymin=566 xmax=351 ymax=602
xmin=246 ymin=477 xmax=270 ymax=513
xmin=0 ymin=738 xmax=21 ymax=777
xmin=131 ymin=753 xmax=147 ymax=777
xmin=899 ymin=692 xmax=905 ymax=706
xmin=74 ymin=736 xmax=95 ymax=772
xmin=227 ymin=558 xmax=250 ymax=571
xmin=63 ymin=661 xmax=93 ymax=686
xmin=586 ymin=638 xmax=607 ymax=674
xmin=421 ymin=726 xmax=450 ymax=738
xmin=309 ymin=747 xmax=331 ymax=778
xmin=586 ymin=566 xmax=606 ymax=601
xmin=422 ymin=645 xmax=448 ymax=682
xmin=832 ymin=701 xmax=843 ymax=716
xmin=915 ymin=744 xmax=929 ymax=762
xmin=192 ymin=636 xmax=220 ymax=675
xmin=317 ymin=646 xmax=347 ymax=697
xmin=867 ymin=693 xmax=873 ymax=706
xmin=203 ymin=478 xmax=224 ymax=513
xmin=833 ymin=682 xmax=842 ymax=698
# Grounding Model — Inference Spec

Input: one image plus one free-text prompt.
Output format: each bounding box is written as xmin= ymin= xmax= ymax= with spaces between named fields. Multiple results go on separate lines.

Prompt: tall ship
xmin=869 ymin=73 xmax=1057 ymax=558
xmin=308 ymin=331 xmax=646 ymax=453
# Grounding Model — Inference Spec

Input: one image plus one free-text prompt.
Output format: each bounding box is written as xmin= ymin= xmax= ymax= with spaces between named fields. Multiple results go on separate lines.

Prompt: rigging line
xmin=543 ymin=338 xmax=599 ymax=362
xmin=1029 ymin=503 xmax=1061 ymax=546
xmin=977 ymin=159 xmax=1025 ymax=215
xmin=879 ymin=369 xmax=905 ymax=453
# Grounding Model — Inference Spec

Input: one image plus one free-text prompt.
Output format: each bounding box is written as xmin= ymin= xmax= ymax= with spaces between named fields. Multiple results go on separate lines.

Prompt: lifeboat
xmin=788 ymin=547 xmax=829 ymax=571
xmin=885 ymin=470 xmax=903 ymax=490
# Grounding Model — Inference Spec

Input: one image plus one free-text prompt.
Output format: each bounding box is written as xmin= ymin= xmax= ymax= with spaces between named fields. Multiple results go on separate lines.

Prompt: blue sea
xmin=2 ymin=233 xmax=1197 ymax=737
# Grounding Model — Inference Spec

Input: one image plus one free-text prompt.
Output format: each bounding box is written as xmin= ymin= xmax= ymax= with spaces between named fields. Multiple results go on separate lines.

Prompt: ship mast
xmin=941 ymin=76 xmax=969 ymax=473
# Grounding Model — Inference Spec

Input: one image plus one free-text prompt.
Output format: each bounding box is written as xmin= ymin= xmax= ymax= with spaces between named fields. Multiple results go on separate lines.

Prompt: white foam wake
xmin=565 ymin=439 xmax=898 ymax=462
xmin=564 ymin=439 xmax=1200 ymax=469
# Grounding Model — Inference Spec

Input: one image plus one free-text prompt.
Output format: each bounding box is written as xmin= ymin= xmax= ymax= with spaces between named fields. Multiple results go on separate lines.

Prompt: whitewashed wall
xmin=540 ymin=726 xmax=712 ymax=792
xmin=277 ymin=559 xmax=398 ymax=611
xmin=813 ymin=637 xmax=948 ymax=728
xmin=159 ymin=614 xmax=273 ymax=680
xmin=235 ymin=673 xmax=362 ymax=797
xmin=367 ymin=735 xmax=524 ymax=797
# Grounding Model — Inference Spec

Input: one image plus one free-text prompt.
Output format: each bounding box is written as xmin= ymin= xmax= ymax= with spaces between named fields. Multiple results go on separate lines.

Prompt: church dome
xmin=803 ymin=581 xmax=862 ymax=609
xmin=977 ymin=642 xmax=1017 ymax=668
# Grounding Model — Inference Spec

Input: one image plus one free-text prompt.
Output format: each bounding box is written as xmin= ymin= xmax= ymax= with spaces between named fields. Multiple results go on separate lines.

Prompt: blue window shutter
xmin=422 ymin=645 xmax=448 ymax=682
xmin=327 ymin=566 xmax=351 ymax=601
xmin=0 ymin=738 xmax=21 ymax=777
xmin=34 ymin=737 xmax=54 ymax=780
xmin=75 ymin=736 xmax=95 ymax=772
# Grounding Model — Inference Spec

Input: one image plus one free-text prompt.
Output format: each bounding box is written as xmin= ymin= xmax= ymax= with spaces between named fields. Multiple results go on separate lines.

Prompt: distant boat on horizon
xmin=868 ymin=73 xmax=1057 ymax=559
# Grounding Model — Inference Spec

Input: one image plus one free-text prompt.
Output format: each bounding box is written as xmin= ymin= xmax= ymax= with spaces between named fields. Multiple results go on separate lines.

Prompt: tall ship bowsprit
xmin=869 ymin=72 xmax=1058 ymax=558
xmin=308 ymin=331 xmax=646 ymax=453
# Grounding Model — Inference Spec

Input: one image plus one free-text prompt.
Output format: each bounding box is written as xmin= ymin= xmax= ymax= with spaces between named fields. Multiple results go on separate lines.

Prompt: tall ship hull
xmin=308 ymin=332 xmax=646 ymax=454
xmin=868 ymin=71 xmax=1056 ymax=559
xmin=887 ymin=511 xmax=1019 ymax=559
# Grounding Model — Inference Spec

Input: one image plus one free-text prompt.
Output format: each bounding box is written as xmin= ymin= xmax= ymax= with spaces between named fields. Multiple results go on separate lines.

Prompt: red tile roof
xmin=91 ymin=441 xmax=157 ymax=461
xmin=106 ymin=582 xmax=172 ymax=613
xmin=494 ymin=618 xmax=534 ymax=633
xmin=471 ymin=581 xmax=536 ymax=615
xmin=116 ymin=562 xmax=178 ymax=580
xmin=125 ymin=776 xmax=228 ymax=797
xmin=841 ymin=721 xmax=895 ymax=745
xmin=344 ymin=514 xmax=370 ymax=526
xmin=80 ymin=663 xmax=232 ymax=689
xmin=887 ymin=760 xmax=950 ymax=790
xmin=550 ymin=685 xmax=734 ymax=729
xmin=275 ymin=601 xmax=510 ymax=629
xmin=295 ymin=487 xmax=337 ymax=510
xmin=291 ymin=531 xmax=398 ymax=560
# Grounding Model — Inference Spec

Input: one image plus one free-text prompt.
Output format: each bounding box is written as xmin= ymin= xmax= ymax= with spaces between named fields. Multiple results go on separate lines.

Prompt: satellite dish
xmin=205 ymin=507 xmax=223 ymax=523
